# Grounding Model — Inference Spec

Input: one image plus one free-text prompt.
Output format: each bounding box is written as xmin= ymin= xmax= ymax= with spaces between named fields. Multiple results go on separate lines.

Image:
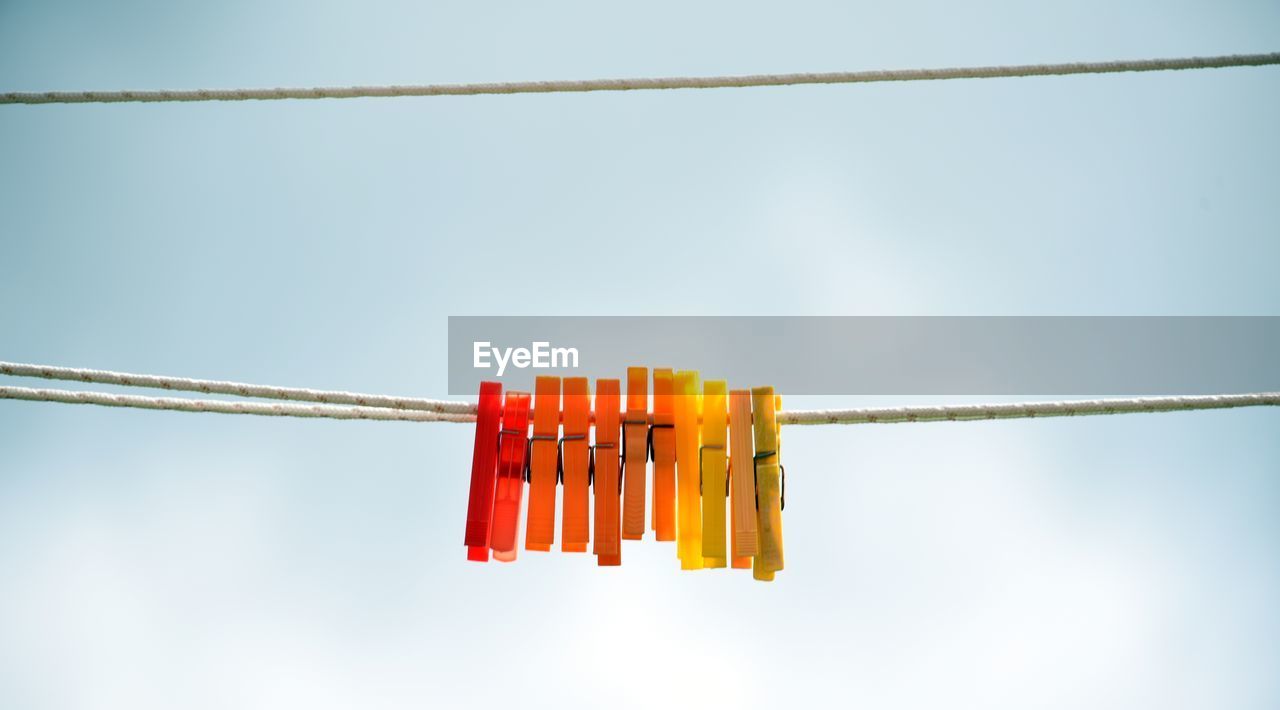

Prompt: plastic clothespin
xmin=699 ymin=380 xmax=728 ymax=567
xmin=621 ymin=367 xmax=649 ymax=540
xmin=490 ymin=391 xmax=530 ymax=562
xmin=525 ymin=376 xmax=560 ymax=551
xmin=561 ymin=377 xmax=591 ymax=553
xmin=464 ymin=381 xmax=503 ymax=562
xmin=650 ymin=368 xmax=677 ymax=542
xmin=673 ymin=370 xmax=704 ymax=570
xmin=751 ymin=387 xmax=785 ymax=581
xmin=593 ymin=379 xmax=622 ymax=565
xmin=728 ymin=389 xmax=757 ymax=568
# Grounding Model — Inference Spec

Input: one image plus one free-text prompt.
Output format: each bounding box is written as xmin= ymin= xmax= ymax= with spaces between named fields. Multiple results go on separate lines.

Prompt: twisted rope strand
xmin=0 ymin=385 xmax=474 ymax=423
xmin=777 ymin=393 xmax=1280 ymax=425
xmin=3 ymin=52 xmax=1277 ymax=105
xmin=0 ymin=361 xmax=471 ymax=414
xmin=1 ymin=381 xmax=1275 ymax=426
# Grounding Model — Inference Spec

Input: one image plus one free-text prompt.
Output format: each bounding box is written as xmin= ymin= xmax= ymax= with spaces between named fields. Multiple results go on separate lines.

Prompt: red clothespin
xmin=464 ymin=381 xmax=503 ymax=562
xmin=490 ymin=391 xmax=530 ymax=562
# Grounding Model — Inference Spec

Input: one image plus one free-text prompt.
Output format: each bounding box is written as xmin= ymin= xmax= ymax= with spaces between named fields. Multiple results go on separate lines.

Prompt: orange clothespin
xmin=751 ymin=387 xmax=784 ymax=581
xmin=464 ymin=381 xmax=503 ymax=562
xmin=490 ymin=391 xmax=530 ymax=562
xmin=650 ymin=368 xmax=677 ymax=542
xmin=673 ymin=370 xmax=703 ymax=569
xmin=622 ymin=367 xmax=649 ymax=540
xmin=561 ymin=377 xmax=591 ymax=552
xmin=728 ymin=389 xmax=757 ymax=568
xmin=700 ymin=380 xmax=728 ymax=567
xmin=593 ymin=379 xmax=622 ymax=565
xmin=525 ymin=376 xmax=560 ymax=551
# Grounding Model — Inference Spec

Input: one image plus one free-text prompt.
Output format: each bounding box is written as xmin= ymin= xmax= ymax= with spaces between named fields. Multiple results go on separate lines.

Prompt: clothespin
xmin=525 ymin=376 xmax=560 ymax=551
xmin=650 ymin=368 xmax=677 ymax=542
xmin=728 ymin=389 xmax=757 ymax=567
xmin=700 ymin=380 xmax=728 ymax=567
xmin=490 ymin=391 xmax=530 ymax=562
xmin=561 ymin=377 xmax=591 ymax=552
xmin=673 ymin=370 xmax=704 ymax=569
xmin=622 ymin=367 xmax=649 ymax=540
xmin=751 ymin=387 xmax=785 ymax=581
xmin=464 ymin=381 xmax=503 ymax=562
xmin=593 ymin=378 xmax=622 ymax=565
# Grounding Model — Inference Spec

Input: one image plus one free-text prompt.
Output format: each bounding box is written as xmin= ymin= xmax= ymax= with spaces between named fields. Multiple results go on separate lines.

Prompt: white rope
xmin=0 ymin=385 xmax=474 ymax=423
xmin=777 ymin=393 xmax=1280 ymax=425
xmin=0 ymin=361 xmax=471 ymax=414
xmin=3 ymin=52 xmax=1277 ymax=105
xmin=2 ymin=359 xmax=1276 ymax=426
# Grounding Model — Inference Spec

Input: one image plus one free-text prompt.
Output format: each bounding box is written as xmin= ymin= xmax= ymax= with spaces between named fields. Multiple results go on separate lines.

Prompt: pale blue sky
xmin=1 ymin=2 xmax=1279 ymax=709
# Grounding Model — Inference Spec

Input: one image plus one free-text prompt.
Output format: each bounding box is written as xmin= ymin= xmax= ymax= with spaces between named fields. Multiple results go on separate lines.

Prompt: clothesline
xmin=2 ymin=52 xmax=1277 ymax=105
xmin=2 ymin=361 xmax=1276 ymax=426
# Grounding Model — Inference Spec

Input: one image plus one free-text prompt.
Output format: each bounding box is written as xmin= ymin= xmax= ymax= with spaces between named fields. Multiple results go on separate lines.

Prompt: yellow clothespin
xmin=650 ymin=369 xmax=677 ymax=541
xmin=700 ymin=380 xmax=728 ymax=567
xmin=673 ymin=370 xmax=703 ymax=569
xmin=751 ymin=386 xmax=784 ymax=581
